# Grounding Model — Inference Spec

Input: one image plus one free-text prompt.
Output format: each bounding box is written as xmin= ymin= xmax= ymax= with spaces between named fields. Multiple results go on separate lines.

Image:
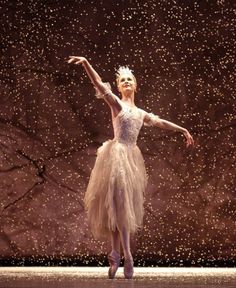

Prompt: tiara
xmin=115 ymin=66 xmax=134 ymax=78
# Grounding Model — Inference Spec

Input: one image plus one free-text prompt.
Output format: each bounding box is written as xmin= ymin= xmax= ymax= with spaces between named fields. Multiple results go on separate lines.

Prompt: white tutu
xmin=84 ymin=91 xmax=159 ymax=238
xmin=84 ymin=139 xmax=148 ymax=238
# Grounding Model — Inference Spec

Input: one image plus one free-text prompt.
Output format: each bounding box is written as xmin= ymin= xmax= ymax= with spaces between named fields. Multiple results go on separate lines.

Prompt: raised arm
xmin=144 ymin=112 xmax=194 ymax=147
xmin=67 ymin=56 xmax=119 ymax=108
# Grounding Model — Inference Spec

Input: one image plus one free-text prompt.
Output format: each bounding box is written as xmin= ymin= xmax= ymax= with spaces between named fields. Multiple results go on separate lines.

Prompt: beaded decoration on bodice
xmin=112 ymin=104 xmax=143 ymax=146
xmin=95 ymin=86 xmax=160 ymax=143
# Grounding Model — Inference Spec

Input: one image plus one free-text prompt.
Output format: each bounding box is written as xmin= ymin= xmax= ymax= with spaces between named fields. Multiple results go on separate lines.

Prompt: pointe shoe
xmin=124 ymin=257 xmax=134 ymax=279
xmin=108 ymin=250 xmax=120 ymax=279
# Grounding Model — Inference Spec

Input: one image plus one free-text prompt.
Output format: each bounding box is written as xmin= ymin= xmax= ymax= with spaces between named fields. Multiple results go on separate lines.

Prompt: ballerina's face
xmin=117 ymin=73 xmax=137 ymax=94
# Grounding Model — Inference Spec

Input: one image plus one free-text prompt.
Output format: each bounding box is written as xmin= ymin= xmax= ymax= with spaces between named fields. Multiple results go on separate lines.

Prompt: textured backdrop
xmin=0 ymin=0 xmax=235 ymax=265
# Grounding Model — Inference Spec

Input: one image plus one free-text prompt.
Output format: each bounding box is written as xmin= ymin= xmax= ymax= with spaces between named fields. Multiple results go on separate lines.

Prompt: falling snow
xmin=0 ymin=0 xmax=235 ymax=266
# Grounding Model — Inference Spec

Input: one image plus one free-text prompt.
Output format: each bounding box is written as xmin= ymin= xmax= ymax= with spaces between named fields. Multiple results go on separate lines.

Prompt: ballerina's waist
xmin=112 ymin=138 xmax=137 ymax=147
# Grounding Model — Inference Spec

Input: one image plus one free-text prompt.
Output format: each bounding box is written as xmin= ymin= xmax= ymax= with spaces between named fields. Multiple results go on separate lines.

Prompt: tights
xmin=111 ymin=227 xmax=132 ymax=259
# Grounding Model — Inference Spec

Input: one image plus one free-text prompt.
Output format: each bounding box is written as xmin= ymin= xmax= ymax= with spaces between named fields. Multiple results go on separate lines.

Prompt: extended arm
xmin=67 ymin=56 xmax=118 ymax=107
xmin=144 ymin=113 xmax=194 ymax=147
xmin=158 ymin=118 xmax=194 ymax=147
xmin=156 ymin=118 xmax=186 ymax=133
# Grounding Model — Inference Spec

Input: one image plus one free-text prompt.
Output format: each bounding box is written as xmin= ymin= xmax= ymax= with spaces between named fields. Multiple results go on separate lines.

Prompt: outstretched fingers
xmin=67 ymin=56 xmax=85 ymax=65
xmin=186 ymin=134 xmax=194 ymax=147
xmin=67 ymin=58 xmax=74 ymax=63
xmin=183 ymin=130 xmax=194 ymax=147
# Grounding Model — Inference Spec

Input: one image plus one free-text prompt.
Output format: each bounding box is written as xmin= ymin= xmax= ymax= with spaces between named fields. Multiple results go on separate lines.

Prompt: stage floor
xmin=0 ymin=267 xmax=235 ymax=288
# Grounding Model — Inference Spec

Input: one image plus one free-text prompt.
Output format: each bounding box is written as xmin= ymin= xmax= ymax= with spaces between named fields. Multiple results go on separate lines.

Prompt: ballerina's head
xmin=116 ymin=66 xmax=137 ymax=94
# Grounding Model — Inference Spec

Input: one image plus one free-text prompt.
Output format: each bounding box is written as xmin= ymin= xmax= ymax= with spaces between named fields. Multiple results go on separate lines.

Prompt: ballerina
xmin=68 ymin=56 xmax=194 ymax=279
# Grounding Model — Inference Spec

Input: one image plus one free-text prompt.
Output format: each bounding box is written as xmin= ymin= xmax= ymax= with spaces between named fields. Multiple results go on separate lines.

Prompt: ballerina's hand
xmin=183 ymin=130 xmax=194 ymax=147
xmin=67 ymin=56 xmax=87 ymax=65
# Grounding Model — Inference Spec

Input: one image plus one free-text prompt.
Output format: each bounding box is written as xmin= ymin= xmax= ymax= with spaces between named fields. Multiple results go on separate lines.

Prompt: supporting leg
xmin=108 ymin=227 xmax=121 ymax=279
xmin=110 ymin=227 xmax=120 ymax=254
xmin=117 ymin=226 xmax=134 ymax=279
xmin=118 ymin=226 xmax=131 ymax=259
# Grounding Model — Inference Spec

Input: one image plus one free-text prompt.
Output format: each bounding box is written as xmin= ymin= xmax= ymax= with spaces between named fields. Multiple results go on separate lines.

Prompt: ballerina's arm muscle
xmin=68 ymin=56 xmax=118 ymax=108
xmin=144 ymin=113 xmax=194 ymax=147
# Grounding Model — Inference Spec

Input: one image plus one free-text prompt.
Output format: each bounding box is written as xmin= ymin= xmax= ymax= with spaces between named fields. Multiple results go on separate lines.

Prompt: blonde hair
xmin=115 ymin=66 xmax=137 ymax=86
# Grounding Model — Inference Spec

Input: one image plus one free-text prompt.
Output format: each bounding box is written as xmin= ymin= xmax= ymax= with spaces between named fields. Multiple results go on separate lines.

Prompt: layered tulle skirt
xmin=84 ymin=139 xmax=148 ymax=239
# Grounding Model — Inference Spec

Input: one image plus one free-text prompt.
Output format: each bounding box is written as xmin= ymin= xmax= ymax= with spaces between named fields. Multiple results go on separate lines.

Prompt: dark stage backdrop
xmin=0 ymin=0 xmax=235 ymax=266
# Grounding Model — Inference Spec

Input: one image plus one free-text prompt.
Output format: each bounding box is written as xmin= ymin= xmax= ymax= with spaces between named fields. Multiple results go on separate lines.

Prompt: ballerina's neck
xmin=121 ymin=101 xmax=137 ymax=108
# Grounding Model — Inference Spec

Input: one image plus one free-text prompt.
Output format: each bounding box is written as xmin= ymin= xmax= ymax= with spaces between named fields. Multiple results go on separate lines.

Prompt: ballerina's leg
xmin=108 ymin=228 xmax=121 ymax=279
xmin=110 ymin=227 xmax=120 ymax=254
xmin=117 ymin=226 xmax=134 ymax=279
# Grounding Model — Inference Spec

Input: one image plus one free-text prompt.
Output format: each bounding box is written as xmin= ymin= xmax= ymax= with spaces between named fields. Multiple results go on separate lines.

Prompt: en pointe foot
xmin=124 ymin=256 xmax=134 ymax=279
xmin=108 ymin=250 xmax=120 ymax=279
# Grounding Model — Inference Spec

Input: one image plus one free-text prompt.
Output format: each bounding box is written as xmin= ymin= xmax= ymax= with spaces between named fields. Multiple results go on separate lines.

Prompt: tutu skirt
xmin=84 ymin=139 xmax=148 ymax=238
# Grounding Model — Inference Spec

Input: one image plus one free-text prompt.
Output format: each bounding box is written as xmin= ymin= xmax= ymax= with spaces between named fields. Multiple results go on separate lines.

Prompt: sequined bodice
xmin=112 ymin=104 xmax=143 ymax=146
